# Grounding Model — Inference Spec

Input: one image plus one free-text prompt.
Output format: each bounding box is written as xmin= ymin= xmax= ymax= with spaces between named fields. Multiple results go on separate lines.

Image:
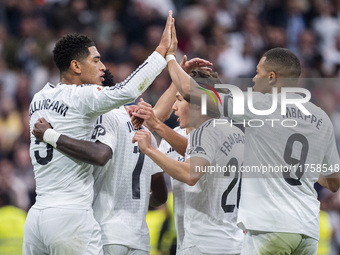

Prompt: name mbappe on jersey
xmin=284 ymin=106 xmax=323 ymax=130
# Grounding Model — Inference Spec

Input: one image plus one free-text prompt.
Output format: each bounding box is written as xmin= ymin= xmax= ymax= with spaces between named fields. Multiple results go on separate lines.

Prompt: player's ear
xmin=70 ymin=60 xmax=82 ymax=74
xmin=268 ymin=71 xmax=277 ymax=86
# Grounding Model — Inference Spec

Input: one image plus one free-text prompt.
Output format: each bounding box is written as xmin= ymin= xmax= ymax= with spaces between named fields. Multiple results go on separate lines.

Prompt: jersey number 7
xmin=132 ymin=145 xmax=145 ymax=199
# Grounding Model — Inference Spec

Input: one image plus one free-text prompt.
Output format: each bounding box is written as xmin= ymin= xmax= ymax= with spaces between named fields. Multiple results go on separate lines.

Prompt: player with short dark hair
xmin=262 ymin=47 xmax=301 ymax=78
xmin=53 ymin=33 xmax=96 ymax=73
xmin=169 ymin=47 xmax=340 ymax=255
xmin=24 ymin=11 xmax=174 ymax=255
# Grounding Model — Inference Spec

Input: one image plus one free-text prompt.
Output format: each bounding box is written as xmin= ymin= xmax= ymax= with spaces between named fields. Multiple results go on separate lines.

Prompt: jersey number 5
xmin=34 ymin=139 xmax=54 ymax=165
xmin=132 ymin=146 xmax=145 ymax=199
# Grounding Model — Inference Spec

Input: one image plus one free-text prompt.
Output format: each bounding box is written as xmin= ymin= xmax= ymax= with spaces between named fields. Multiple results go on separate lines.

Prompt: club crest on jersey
xmin=91 ymin=124 xmax=106 ymax=139
xmin=189 ymin=146 xmax=207 ymax=155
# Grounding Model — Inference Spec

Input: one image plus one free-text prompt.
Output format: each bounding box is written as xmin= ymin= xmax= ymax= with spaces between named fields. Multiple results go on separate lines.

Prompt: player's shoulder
xmin=103 ymin=106 xmax=125 ymax=119
xmin=306 ymin=101 xmax=334 ymax=127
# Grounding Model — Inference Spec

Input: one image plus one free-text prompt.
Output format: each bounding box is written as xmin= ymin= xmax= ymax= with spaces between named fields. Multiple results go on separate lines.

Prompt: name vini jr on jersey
xmin=29 ymin=99 xmax=69 ymax=119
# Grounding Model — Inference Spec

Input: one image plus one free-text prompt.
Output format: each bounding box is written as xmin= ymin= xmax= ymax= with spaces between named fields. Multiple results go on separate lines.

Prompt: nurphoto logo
xmin=199 ymin=84 xmax=312 ymax=127
xmin=200 ymin=84 xmax=312 ymax=116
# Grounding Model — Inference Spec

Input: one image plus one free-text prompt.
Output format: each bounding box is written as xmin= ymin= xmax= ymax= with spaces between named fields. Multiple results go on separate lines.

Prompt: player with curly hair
xmin=23 ymin=11 xmax=174 ymax=255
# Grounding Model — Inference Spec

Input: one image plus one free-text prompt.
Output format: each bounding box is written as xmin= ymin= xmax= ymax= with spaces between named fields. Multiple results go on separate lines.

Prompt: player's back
xmin=29 ymin=83 xmax=103 ymax=210
xmin=92 ymin=106 xmax=160 ymax=251
xmin=235 ymin=92 xmax=340 ymax=240
xmin=183 ymin=119 xmax=244 ymax=254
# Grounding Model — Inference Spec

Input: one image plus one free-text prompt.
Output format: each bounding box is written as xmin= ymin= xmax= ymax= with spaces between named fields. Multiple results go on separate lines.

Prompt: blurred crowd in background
xmin=0 ymin=0 xmax=340 ymax=254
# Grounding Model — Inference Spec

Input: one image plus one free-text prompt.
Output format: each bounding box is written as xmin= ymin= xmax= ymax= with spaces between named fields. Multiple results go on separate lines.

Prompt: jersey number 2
xmin=132 ymin=146 xmax=145 ymax=199
xmin=221 ymin=157 xmax=242 ymax=213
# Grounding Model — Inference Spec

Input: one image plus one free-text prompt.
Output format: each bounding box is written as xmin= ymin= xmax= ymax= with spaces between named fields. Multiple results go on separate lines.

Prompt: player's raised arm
xmin=75 ymin=11 xmax=175 ymax=117
xmin=33 ymin=118 xmax=112 ymax=166
xmin=166 ymin=23 xmax=220 ymax=114
xmin=153 ymin=55 xmax=213 ymax=122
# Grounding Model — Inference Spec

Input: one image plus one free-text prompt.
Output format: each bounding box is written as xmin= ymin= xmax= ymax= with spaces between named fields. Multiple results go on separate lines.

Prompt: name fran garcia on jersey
xmin=29 ymin=99 xmax=69 ymax=119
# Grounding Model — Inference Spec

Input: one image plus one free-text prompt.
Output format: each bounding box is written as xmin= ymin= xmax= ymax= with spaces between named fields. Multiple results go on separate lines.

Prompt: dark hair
xmin=53 ymin=33 xmax=95 ymax=73
xmin=262 ymin=48 xmax=301 ymax=78
xmin=190 ymin=69 xmax=223 ymax=89
xmin=102 ymin=69 xmax=115 ymax=87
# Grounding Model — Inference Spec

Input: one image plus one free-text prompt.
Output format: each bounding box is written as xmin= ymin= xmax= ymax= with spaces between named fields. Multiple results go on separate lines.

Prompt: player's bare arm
xmin=318 ymin=172 xmax=340 ymax=192
xmin=153 ymin=55 xmax=213 ymax=122
xmin=33 ymin=117 xmax=112 ymax=166
xmin=149 ymin=172 xmax=168 ymax=207
xmin=132 ymin=130 xmax=206 ymax=185
xmin=131 ymin=56 xmax=212 ymax=130
xmin=132 ymin=100 xmax=187 ymax=156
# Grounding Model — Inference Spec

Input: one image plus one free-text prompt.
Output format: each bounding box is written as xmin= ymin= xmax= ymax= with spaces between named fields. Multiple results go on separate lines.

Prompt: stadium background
xmin=0 ymin=0 xmax=340 ymax=254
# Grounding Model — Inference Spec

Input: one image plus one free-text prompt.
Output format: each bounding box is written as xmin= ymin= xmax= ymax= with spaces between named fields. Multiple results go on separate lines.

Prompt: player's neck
xmin=59 ymin=73 xmax=82 ymax=85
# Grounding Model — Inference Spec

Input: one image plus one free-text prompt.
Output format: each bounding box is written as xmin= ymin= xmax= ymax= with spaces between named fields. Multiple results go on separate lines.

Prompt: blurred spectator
xmin=323 ymin=33 xmax=340 ymax=76
xmin=0 ymin=190 xmax=27 ymax=255
xmin=13 ymin=142 xmax=35 ymax=207
xmin=315 ymin=88 xmax=340 ymax=152
xmin=0 ymin=159 xmax=29 ymax=211
xmin=0 ymin=98 xmax=23 ymax=155
xmin=312 ymin=0 xmax=340 ymax=53
xmin=318 ymin=188 xmax=336 ymax=255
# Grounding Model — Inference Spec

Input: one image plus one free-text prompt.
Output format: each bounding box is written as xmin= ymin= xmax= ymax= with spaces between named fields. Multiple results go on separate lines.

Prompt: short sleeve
xmin=94 ymin=111 xmax=119 ymax=152
xmin=187 ymin=120 xmax=218 ymax=164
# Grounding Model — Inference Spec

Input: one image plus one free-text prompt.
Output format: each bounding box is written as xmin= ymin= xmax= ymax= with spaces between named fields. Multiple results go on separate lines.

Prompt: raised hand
xmin=156 ymin=10 xmax=173 ymax=57
xmin=180 ymin=55 xmax=213 ymax=74
xmin=167 ymin=17 xmax=178 ymax=57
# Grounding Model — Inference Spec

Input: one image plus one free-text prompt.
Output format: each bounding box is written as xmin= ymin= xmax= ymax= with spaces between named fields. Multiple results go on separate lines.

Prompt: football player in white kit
xmin=132 ymin=55 xmax=213 ymax=255
xmin=24 ymin=11 xmax=174 ymax=255
xmin=133 ymin=69 xmax=245 ymax=255
xmin=170 ymin=47 xmax=340 ymax=254
xmin=33 ymin=104 xmax=168 ymax=255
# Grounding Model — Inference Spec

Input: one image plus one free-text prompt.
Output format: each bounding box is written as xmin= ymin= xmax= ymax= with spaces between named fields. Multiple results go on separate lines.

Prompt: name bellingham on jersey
xmin=29 ymin=99 xmax=69 ymax=119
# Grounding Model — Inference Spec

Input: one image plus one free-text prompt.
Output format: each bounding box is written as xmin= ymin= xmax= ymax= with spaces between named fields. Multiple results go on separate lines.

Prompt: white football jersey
xmin=29 ymin=52 xmax=166 ymax=210
xmin=92 ymin=106 xmax=162 ymax=252
xmin=182 ymin=119 xmax=245 ymax=254
xmin=158 ymin=126 xmax=187 ymax=253
xmin=219 ymin=91 xmax=340 ymax=240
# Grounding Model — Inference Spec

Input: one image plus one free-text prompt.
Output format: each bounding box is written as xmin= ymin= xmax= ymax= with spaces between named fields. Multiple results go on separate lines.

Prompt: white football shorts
xmin=23 ymin=207 xmax=103 ymax=255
